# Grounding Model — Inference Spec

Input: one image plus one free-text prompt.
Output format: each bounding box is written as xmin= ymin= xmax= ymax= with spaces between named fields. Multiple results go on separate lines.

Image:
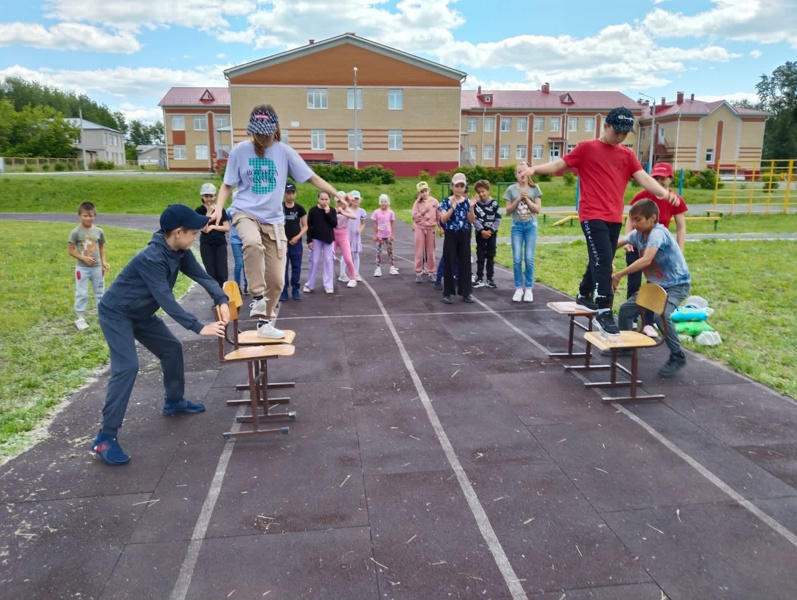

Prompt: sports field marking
xmin=361 ymin=277 xmax=529 ymax=599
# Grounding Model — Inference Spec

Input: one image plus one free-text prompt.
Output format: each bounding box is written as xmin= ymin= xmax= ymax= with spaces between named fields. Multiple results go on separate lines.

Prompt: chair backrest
xmin=222 ymin=281 xmax=243 ymax=320
xmin=636 ymin=283 xmax=669 ymax=338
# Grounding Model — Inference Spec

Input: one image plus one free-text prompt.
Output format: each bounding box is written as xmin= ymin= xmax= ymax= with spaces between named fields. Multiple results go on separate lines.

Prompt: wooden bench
xmin=546 ymin=301 xmax=603 ymax=365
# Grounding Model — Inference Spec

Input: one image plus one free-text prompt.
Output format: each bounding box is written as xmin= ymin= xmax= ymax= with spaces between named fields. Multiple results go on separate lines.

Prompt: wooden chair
xmin=215 ymin=302 xmax=296 ymax=440
xmin=582 ymin=283 xmax=669 ymax=403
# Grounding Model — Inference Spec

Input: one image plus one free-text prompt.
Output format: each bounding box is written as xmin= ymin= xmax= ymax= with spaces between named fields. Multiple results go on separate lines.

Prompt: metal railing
xmin=712 ymin=159 xmax=794 ymax=215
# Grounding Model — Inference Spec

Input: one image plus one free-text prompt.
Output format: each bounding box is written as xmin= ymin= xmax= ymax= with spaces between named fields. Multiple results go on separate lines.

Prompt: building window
xmin=468 ymin=145 xmax=477 ymax=161
xmin=217 ymin=144 xmax=230 ymax=158
xmin=195 ymin=144 xmax=208 ymax=160
xmin=347 ymin=88 xmax=363 ymax=110
xmin=532 ymin=145 xmax=543 ymax=159
xmin=348 ymin=129 xmax=363 ymax=151
xmin=388 ymin=89 xmax=403 ymax=110
xmin=311 ymin=129 xmax=326 ymax=151
xmin=517 ymin=117 xmax=527 ymax=132
xmin=214 ymin=115 xmax=230 ymax=129
xmin=567 ymin=144 xmax=576 ymax=153
xmin=193 ymin=116 xmax=207 ymax=131
xmin=706 ymin=148 xmax=714 ymax=162
xmin=388 ymin=130 xmax=403 ymax=151
xmin=484 ymin=117 xmax=495 ymax=133
xmin=467 ymin=117 xmax=478 ymax=132
xmin=172 ymin=116 xmax=184 ymax=131
xmin=501 ymin=117 xmax=511 ymax=132
xmin=483 ymin=145 xmax=494 ymax=160
xmin=568 ymin=117 xmax=578 ymax=132
xmin=533 ymin=117 xmax=544 ymax=132
xmin=516 ymin=145 xmax=527 ymax=160
xmin=499 ymin=144 xmax=510 ymax=159
xmin=307 ymin=88 xmax=328 ymax=109
xmin=550 ymin=118 xmax=560 ymax=132
xmin=174 ymin=145 xmax=186 ymax=160
xmin=584 ymin=117 xmax=595 ymax=132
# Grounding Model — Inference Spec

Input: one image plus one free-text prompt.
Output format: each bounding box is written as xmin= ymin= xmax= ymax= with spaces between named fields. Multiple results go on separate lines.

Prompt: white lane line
xmin=169 ymin=406 xmax=244 ymax=600
xmin=361 ymin=278 xmax=528 ymax=600
xmin=470 ymin=294 xmax=797 ymax=550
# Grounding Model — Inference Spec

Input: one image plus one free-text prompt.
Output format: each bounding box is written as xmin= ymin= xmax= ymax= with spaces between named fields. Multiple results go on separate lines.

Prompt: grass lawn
xmin=0 ymin=221 xmax=193 ymax=462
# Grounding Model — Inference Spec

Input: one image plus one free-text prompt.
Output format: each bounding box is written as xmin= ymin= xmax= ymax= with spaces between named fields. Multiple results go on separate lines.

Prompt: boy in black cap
xmin=280 ymin=181 xmax=308 ymax=301
xmin=91 ymin=204 xmax=230 ymax=466
xmin=519 ymin=107 xmax=681 ymax=335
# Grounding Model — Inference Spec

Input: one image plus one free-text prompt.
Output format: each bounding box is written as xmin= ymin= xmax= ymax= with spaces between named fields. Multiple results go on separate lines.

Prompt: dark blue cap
xmin=605 ymin=107 xmax=635 ymax=132
xmin=160 ymin=204 xmax=209 ymax=231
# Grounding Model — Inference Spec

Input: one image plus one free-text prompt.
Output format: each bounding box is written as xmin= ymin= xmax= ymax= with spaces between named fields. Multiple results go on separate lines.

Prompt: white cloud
xmin=749 ymin=49 xmax=762 ymax=58
xmin=0 ymin=22 xmax=139 ymax=53
xmin=700 ymin=91 xmax=760 ymax=104
xmin=118 ymin=102 xmax=163 ymax=124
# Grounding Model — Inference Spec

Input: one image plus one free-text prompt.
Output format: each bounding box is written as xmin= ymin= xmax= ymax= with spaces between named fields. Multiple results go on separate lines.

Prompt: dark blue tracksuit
xmin=283 ymin=242 xmax=303 ymax=294
xmin=97 ymin=232 xmax=228 ymax=435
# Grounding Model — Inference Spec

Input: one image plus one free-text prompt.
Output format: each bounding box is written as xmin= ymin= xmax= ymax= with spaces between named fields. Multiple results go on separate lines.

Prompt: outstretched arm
xmin=632 ymin=170 xmax=681 ymax=206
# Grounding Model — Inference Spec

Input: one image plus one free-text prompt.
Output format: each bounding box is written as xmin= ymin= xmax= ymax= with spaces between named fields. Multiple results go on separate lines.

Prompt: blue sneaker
xmin=433 ymin=278 xmax=443 ymax=290
xmin=162 ymin=398 xmax=206 ymax=416
xmin=92 ymin=430 xmax=130 ymax=465
xmin=292 ymin=288 xmax=301 ymax=301
xmin=279 ymin=289 xmax=289 ymax=301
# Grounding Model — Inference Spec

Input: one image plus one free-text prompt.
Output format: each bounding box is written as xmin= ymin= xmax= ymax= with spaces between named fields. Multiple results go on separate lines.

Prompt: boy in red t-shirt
xmin=519 ymin=107 xmax=681 ymax=334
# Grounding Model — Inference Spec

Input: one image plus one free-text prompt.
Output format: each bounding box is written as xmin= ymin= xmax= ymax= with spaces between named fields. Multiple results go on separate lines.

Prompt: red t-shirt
xmin=563 ymin=139 xmax=643 ymax=223
xmin=630 ymin=190 xmax=688 ymax=228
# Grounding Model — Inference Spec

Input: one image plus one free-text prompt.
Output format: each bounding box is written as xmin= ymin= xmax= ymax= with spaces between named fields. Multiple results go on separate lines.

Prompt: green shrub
xmin=562 ymin=171 xmax=576 ymax=186
xmin=435 ymin=170 xmax=451 ymax=184
xmin=536 ymin=173 xmax=552 ymax=182
xmin=91 ymin=160 xmax=115 ymax=170
xmin=54 ymin=163 xmax=66 ymax=172
xmin=311 ymin=163 xmax=395 ymax=184
xmin=24 ymin=165 xmax=34 ymax=172
xmin=418 ymin=170 xmax=430 ymax=181
xmin=760 ymin=174 xmax=779 ymax=191
xmin=41 ymin=163 xmax=50 ymax=171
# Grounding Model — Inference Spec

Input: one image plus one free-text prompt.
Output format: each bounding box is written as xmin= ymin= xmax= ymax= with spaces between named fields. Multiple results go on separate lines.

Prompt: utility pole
xmin=79 ymin=107 xmax=88 ymax=170
xmin=353 ymin=66 xmax=358 ymax=169
xmin=638 ymin=92 xmax=656 ymax=172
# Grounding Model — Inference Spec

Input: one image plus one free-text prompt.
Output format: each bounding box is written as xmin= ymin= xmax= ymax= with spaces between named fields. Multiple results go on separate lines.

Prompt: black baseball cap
xmin=160 ymin=204 xmax=209 ymax=232
xmin=285 ymin=182 xmax=296 ymax=192
xmin=605 ymin=107 xmax=635 ymax=132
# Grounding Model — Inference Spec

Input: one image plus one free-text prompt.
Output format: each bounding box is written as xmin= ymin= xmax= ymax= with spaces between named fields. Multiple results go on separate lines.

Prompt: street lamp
xmin=353 ymin=66 xmax=358 ymax=169
xmin=638 ymin=92 xmax=655 ymax=172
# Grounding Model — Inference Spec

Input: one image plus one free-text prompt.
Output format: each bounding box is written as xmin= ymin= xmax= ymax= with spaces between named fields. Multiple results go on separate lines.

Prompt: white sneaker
xmin=346 ymin=279 xmax=357 ymax=288
xmin=512 ymin=289 xmax=523 ymax=302
xmin=523 ymin=289 xmax=534 ymax=303
xmin=642 ymin=324 xmax=660 ymax=338
xmin=374 ymin=266 xmax=382 ymax=277
xmin=356 ymin=273 xmax=363 ymax=282
xmin=338 ymin=272 xmax=350 ymax=283
xmin=389 ymin=266 xmax=399 ymax=276
xmin=74 ymin=317 xmax=89 ymax=331
xmin=302 ymin=285 xmax=312 ymax=293
xmin=325 ymin=288 xmax=334 ymax=294
xmin=256 ymin=320 xmax=286 ymax=340
xmin=249 ymin=298 xmax=267 ymax=318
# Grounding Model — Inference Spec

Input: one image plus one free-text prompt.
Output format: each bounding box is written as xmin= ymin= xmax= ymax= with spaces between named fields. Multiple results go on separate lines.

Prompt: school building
xmin=159 ymin=34 xmax=766 ymax=176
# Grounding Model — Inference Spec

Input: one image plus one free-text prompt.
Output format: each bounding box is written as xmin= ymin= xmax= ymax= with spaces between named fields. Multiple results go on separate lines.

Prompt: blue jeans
xmin=510 ymin=220 xmax=538 ymax=288
xmin=283 ymin=241 xmax=303 ymax=293
xmin=231 ymin=243 xmax=247 ymax=290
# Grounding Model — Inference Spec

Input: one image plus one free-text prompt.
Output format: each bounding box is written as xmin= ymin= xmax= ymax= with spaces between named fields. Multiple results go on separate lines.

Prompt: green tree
xmin=128 ymin=120 xmax=150 ymax=146
xmin=756 ymin=61 xmax=797 ymax=159
xmin=0 ymin=99 xmax=78 ymax=157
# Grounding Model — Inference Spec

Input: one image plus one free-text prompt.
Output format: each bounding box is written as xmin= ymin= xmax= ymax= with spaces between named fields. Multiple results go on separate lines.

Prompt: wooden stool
xmin=546 ymin=302 xmax=609 ymax=376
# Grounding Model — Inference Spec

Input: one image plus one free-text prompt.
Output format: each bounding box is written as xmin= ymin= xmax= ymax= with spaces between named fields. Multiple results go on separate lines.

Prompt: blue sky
xmin=1 ymin=0 xmax=794 ymax=124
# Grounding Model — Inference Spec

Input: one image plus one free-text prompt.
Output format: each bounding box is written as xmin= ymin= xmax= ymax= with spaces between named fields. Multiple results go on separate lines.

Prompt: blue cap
xmin=605 ymin=107 xmax=635 ymax=132
xmin=160 ymin=204 xmax=209 ymax=232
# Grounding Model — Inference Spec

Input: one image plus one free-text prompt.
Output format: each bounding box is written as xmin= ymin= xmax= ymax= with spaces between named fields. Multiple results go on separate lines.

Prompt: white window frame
xmin=193 ymin=115 xmax=207 ymax=131
xmin=347 ymin=88 xmax=363 ymax=110
xmin=348 ymin=129 xmax=363 ymax=151
xmin=195 ymin=144 xmax=208 ymax=160
xmin=568 ymin=116 xmax=578 ymax=132
xmin=483 ymin=145 xmax=494 ymax=160
xmin=311 ymin=129 xmax=326 ymax=151
xmin=516 ymin=145 xmax=527 ymax=160
xmin=307 ymin=88 xmax=328 ymax=110
xmin=484 ymin=117 xmax=495 ymax=133
xmin=517 ymin=117 xmax=527 ymax=132
xmin=567 ymin=144 xmax=576 ymax=153
xmin=467 ymin=117 xmax=478 ymax=132
xmin=550 ymin=118 xmax=560 ymax=133
xmin=468 ymin=145 xmax=477 ymax=161
xmin=706 ymin=148 xmax=714 ymax=162
xmin=173 ymin=145 xmax=186 ymax=160
xmin=388 ymin=89 xmax=403 ymax=110
xmin=533 ymin=117 xmax=545 ymax=132
xmin=499 ymin=144 xmax=510 ymax=159
xmin=214 ymin=114 xmax=230 ymax=129
xmin=388 ymin=130 xmax=403 ymax=151
xmin=500 ymin=117 xmax=511 ymax=132
xmin=584 ymin=117 xmax=595 ymax=132
xmin=532 ymin=145 xmax=543 ymax=159
xmin=172 ymin=115 xmax=184 ymax=131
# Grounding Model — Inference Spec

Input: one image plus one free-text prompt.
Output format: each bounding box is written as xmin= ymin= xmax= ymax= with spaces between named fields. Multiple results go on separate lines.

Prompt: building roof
xmin=225 ymin=33 xmax=466 ymax=82
xmin=638 ymin=96 xmax=769 ymax=121
xmin=158 ymin=87 xmax=230 ymax=107
xmin=136 ymin=145 xmax=166 ymax=153
xmin=64 ymin=118 xmax=122 ymax=133
xmin=461 ymin=89 xmax=639 ymax=111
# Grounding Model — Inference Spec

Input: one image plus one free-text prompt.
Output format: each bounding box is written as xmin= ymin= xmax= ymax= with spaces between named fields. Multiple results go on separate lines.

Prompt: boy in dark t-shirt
xmin=281 ymin=182 xmax=308 ymax=300
xmin=472 ymin=179 xmax=501 ymax=288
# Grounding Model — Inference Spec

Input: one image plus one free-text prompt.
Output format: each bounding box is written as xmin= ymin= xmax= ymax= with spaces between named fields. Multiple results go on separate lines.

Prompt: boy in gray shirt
xmin=67 ymin=201 xmax=110 ymax=330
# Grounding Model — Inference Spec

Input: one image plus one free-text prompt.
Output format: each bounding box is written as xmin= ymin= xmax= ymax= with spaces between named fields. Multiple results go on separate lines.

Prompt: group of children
xmin=73 ymin=103 xmax=691 ymax=466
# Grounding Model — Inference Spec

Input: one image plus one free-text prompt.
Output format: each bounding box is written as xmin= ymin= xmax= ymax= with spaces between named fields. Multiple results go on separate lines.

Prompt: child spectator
xmin=439 ymin=172 xmax=476 ymax=304
xmin=372 ymin=194 xmax=398 ymax=276
xmin=519 ymin=107 xmax=681 ymax=334
xmin=503 ymin=163 xmax=541 ymax=302
xmin=68 ymin=201 xmax=110 ymax=331
xmin=195 ymin=183 xmax=229 ymax=289
xmin=345 ymin=191 xmax=367 ymax=282
xmin=91 ymin=204 xmax=229 ymax=465
xmin=472 ymin=179 xmax=501 ymax=290
xmin=303 ymin=191 xmax=338 ymax=294
xmin=611 ymin=199 xmax=691 ymax=378
xmin=280 ymin=182 xmax=308 ymax=301
xmin=412 ymin=181 xmax=440 ymax=283
xmin=211 ymin=104 xmax=352 ymax=339
xmin=333 ymin=194 xmax=358 ymax=288
xmin=228 ymin=206 xmax=248 ymax=294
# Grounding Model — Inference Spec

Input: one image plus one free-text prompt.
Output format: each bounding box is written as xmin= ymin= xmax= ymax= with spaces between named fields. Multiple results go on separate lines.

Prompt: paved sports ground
xmin=2 ymin=216 xmax=797 ymax=599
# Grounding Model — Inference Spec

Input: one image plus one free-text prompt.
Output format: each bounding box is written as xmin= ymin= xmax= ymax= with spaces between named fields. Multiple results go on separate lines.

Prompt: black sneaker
xmin=442 ymin=295 xmax=453 ymax=304
xmin=658 ymin=353 xmax=687 ymax=378
xmin=462 ymin=295 xmax=475 ymax=303
xmin=594 ymin=311 xmax=620 ymax=335
xmin=577 ymin=294 xmax=599 ymax=311
xmin=486 ymin=280 xmax=497 ymax=289
xmin=473 ymin=279 xmax=485 ymax=288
